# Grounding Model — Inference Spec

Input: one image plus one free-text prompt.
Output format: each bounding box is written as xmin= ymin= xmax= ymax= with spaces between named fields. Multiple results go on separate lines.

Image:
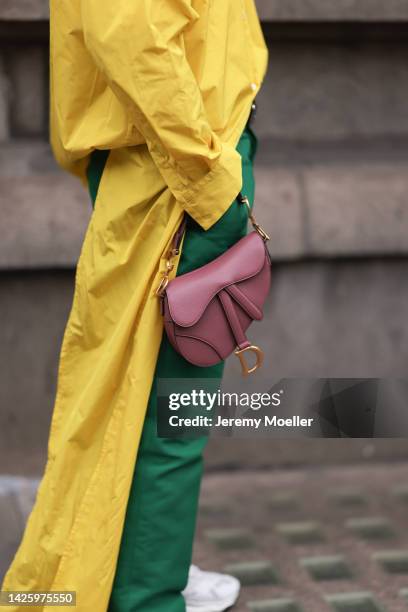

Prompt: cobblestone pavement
xmin=194 ymin=463 xmax=408 ymax=612
xmin=2 ymin=463 xmax=408 ymax=611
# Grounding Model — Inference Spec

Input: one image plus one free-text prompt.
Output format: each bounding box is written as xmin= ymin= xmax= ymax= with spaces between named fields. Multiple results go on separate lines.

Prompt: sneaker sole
xmin=186 ymin=589 xmax=240 ymax=612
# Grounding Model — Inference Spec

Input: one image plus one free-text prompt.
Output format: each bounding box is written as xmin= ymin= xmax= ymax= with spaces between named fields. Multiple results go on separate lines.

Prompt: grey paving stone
xmin=268 ymin=492 xmax=300 ymax=511
xmin=327 ymin=488 xmax=368 ymax=507
xmin=194 ymin=465 xmax=408 ymax=610
xmin=345 ymin=517 xmax=395 ymax=540
xmin=373 ymin=550 xmax=408 ymax=574
xmin=325 ymin=592 xmax=385 ymax=612
xmin=247 ymin=598 xmax=302 ymax=612
xmin=399 ymin=588 xmax=408 ymax=602
xmin=300 ymin=555 xmax=353 ymax=581
xmin=199 ymin=501 xmax=231 ymax=517
xmin=223 ymin=561 xmax=280 ymax=586
xmin=392 ymin=485 xmax=408 ymax=503
xmin=205 ymin=528 xmax=254 ymax=549
xmin=275 ymin=521 xmax=324 ymax=544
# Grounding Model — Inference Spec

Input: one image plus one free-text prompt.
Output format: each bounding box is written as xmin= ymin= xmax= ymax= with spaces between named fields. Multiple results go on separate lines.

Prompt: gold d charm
xmin=234 ymin=345 xmax=264 ymax=376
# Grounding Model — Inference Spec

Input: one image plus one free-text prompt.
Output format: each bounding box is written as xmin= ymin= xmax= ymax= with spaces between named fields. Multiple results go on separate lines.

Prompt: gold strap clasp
xmin=239 ymin=195 xmax=270 ymax=241
xmin=155 ymin=248 xmax=180 ymax=297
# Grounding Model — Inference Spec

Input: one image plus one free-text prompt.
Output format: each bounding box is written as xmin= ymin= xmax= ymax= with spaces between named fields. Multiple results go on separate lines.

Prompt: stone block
xmin=255 ymin=158 xmax=408 ymax=259
xmin=14 ymin=478 xmax=40 ymax=523
xmin=235 ymin=259 xmax=408 ymax=379
xmin=223 ymin=561 xmax=280 ymax=586
xmin=303 ymin=161 xmax=408 ymax=257
xmin=199 ymin=500 xmax=230 ymax=517
xmin=0 ymin=57 xmax=10 ymax=141
xmin=255 ymin=42 xmax=408 ymax=141
xmin=373 ymin=550 xmax=408 ymax=574
xmin=205 ymin=528 xmax=254 ymax=549
xmin=276 ymin=521 xmax=324 ymax=544
xmin=256 ymin=0 xmax=408 ymax=22
xmin=247 ymin=599 xmax=302 ymax=612
xmin=3 ymin=0 xmax=408 ymax=22
xmin=268 ymin=492 xmax=300 ymax=511
xmin=345 ymin=517 xmax=395 ymax=540
xmin=0 ymin=272 xmax=75 ymax=477
xmin=0 ymin=0 xmax=49 ymax=20
xmin=325 ymin=592 xmax=385 ymax=612
xmin=206 ymin=439 xmax=408 ymax=471
xmin=7 ymin=46 xmax=47 ymax=137
xmin=254 ymin=166 xmax=304 ymax=259
xmin=300 ymin=555 xmax=353 ymax=580
xmin=0 ymin=490 xmax=23 ymax=540
xmin=2 ymin=260 xmax=408 ymax=474
xmin=0 ymin=488 xmax=24 ymax=580
xmin=399 ymin=588 xmax=408 ymax=603
xmin=327 ymin=488 xmax=368 ymax=507
xmin=1 ymin=142 xmax=408 ymax=268
xmin=392 ymin=485 xmax=408 ymax=503
xmin=0 ymin=142 xmax=90 ymax=269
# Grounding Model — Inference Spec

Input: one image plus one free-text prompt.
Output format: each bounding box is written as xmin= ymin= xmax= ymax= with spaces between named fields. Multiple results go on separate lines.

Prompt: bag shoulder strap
xmin=172 ymin=191 xmax=266 ymax=250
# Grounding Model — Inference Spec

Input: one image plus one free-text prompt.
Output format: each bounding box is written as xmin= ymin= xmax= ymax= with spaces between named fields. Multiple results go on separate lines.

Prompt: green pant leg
xmin=87 ymin=125 xmax=258 ymax=612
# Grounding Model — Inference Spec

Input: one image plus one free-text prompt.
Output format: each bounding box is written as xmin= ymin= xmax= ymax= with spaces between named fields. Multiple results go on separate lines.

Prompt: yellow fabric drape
xmin=1 ymin=1 xmax=268 ymax=610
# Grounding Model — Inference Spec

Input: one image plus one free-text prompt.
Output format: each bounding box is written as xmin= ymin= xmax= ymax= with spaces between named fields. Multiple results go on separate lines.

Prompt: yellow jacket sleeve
xmin=81 ymin=0 xmax=243 ymax=230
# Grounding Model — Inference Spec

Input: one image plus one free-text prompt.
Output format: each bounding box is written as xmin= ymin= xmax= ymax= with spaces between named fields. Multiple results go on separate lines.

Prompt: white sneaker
xmin=182 ymin=564 xmax=241 ymax=612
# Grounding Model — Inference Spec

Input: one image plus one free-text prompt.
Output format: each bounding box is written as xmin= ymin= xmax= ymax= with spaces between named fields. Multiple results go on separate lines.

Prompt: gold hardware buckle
xmin=240 ymin=195 xmax=270 ymax=241
xmin=234 ymin=345 xmax=264 ymax=376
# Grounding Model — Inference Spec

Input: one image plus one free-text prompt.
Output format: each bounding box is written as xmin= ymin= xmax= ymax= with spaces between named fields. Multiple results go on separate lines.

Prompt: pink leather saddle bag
xmin=156 ymin=193 xmax=272 ymax=375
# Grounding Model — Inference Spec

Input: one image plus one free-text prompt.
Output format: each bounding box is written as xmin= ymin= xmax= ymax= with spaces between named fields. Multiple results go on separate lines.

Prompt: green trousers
xmin=87 ymin=123 xmax=257 ymax=612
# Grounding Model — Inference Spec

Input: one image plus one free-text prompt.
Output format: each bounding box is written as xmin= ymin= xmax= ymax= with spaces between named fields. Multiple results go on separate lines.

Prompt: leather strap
xmin=218 ymin=289 xmax=251 ymax=351
xmin=225 ymin=284 xmax=263 ymax=320
xmin=171 ymin=190 xmax=248 ymax=253
xmin=172 ymin=216 xmax=187 ymax=252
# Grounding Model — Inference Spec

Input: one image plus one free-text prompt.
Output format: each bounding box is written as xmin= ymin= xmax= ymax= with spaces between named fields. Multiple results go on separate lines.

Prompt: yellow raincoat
xmin=1 ymin=1 xmax=268 ymax=610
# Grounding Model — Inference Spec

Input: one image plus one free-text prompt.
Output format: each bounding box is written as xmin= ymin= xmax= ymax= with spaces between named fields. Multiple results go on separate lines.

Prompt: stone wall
xmin=1 ymin=2 xmax=408 ymax=473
